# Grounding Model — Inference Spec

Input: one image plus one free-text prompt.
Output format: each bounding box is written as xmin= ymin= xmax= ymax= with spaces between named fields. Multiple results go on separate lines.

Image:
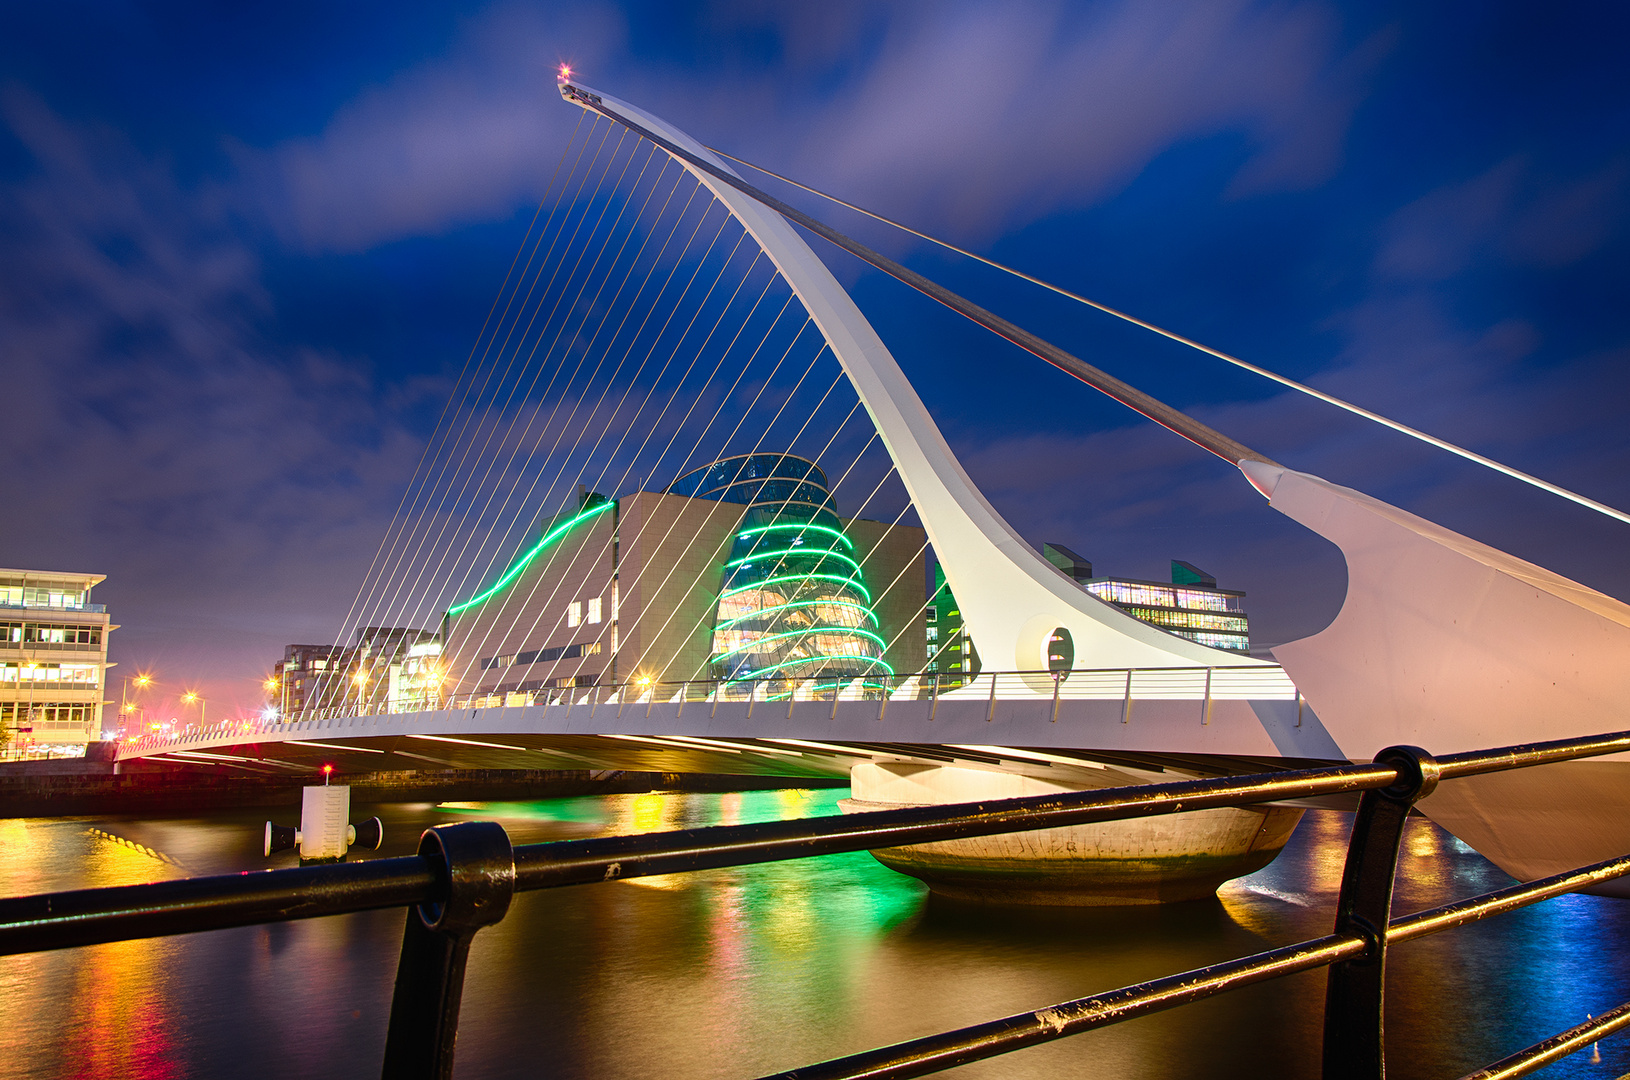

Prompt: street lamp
xmin=181 ymin=690 xmax=206 ymax=729
xmin=119 ymin=672 xmax=155 ymax=737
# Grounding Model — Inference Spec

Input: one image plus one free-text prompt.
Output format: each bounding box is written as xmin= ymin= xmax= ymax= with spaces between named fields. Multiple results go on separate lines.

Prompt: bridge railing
xmin=230 ymin=663 xmax=1300 ymax=729
xmin=7 ymin=728 xmax=1630 ymax=1078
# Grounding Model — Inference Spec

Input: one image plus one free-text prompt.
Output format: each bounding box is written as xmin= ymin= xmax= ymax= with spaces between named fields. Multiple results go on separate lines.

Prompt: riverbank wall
xmin=0 ymin=765 xmax=842 ymax=818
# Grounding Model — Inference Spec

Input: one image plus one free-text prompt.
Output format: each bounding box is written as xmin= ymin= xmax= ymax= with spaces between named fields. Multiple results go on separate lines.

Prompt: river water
xmin=1 ymin=788 xmax=1626 ymax=1079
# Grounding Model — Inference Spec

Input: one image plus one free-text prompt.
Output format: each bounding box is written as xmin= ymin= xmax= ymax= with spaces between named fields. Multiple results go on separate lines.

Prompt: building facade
xmin=1081 ymin=560 xmax=1251 ymax=653
xmin=0 ymin=568 xmax=113 ymax=757
xmin=271 ymin=626 xmax=438 ymax=718
xmin=444 ymin=454 xmax=926 ymax=705
xmin=925 ymin=563 xmax=979 ymax=687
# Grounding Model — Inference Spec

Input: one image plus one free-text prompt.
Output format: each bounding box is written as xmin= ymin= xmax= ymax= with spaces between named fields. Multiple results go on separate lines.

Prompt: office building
xmin=925 ymin=563 xmax=979 ymax=687
xmin=0 ymin=568 xmax=113 ymax=757
xmin=1081 ymin=560 xmax=1251 ymax=652
xmin=271 ymin=626 xmax=438 ymax=717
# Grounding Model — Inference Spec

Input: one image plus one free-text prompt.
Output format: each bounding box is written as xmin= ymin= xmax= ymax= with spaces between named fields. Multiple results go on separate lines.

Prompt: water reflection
xmin=1 ymin=795 xmax=1628 ymax=1079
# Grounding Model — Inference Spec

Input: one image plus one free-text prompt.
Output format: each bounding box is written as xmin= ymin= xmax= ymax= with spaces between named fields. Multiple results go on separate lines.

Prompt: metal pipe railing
xmin=762 ymin=851 xmax=1630 ymax=1080
xmin=6 ymin=728 xmax=1630 ymax=1079
xmin=136 ymin=663 xmax=1298 ymax=740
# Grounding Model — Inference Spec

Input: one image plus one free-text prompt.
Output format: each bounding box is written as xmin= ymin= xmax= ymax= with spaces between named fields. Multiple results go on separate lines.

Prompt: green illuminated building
xmin=925 ymin=563 xmax=979 ymax=687
xmin=671 ymin=454 xmax=892 ymax=698
xmin=442 ymin=455 xmax=923 ymax=704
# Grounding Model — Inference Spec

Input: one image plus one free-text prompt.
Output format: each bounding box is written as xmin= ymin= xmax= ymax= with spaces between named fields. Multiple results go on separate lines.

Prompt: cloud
xmin=0 ymin=88 xmax=433 ymax=712
xmin=232 ymin=0 xmax=1385 ymax=254
xmin=241 ymin=5 xmax=629 ymax=253
xmin=775 ymin=0 xmax=1390 ymax=238
xmin=1376 ymin=154 xmax=1630 ymax=280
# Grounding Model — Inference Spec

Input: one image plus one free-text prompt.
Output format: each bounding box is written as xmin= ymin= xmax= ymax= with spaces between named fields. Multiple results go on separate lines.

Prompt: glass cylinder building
xmin=667 ymin=454 xmax=892 ymax=698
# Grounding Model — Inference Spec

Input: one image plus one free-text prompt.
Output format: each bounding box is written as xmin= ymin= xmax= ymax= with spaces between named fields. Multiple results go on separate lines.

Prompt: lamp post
xmin=181 ymin=691 xmax=205 ymax=730
xmin=119 ymin=673 xmax=154 ymax=737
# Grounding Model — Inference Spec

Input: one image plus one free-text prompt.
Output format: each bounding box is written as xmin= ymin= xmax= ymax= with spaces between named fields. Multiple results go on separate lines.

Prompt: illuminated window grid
xmin=1083 ymin=581 xmax=1241 ymax=613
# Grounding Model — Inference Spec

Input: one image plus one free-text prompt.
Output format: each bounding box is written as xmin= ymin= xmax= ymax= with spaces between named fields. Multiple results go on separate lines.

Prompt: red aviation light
xmin=558 ymin=63 xmax=573 ymax=81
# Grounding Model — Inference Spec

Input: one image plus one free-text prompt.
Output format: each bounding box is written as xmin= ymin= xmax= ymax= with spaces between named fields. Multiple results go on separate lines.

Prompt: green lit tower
xmin=668 ymin=454 xmax=892 ymax=698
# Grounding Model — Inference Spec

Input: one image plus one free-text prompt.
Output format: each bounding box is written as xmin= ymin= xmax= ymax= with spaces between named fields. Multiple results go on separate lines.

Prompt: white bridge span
xmin=119 ymin=83 xmax=1630 ymax=903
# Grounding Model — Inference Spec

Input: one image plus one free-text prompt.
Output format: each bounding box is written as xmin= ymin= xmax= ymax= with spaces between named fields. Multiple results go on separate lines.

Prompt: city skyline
xmin=3 ymin=2 xmax=1628 ymax=715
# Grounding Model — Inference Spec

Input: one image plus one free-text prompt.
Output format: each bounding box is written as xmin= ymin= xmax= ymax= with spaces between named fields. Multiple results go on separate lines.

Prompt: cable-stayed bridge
xmin=118 ymin=80 xmax=1630 ymax=902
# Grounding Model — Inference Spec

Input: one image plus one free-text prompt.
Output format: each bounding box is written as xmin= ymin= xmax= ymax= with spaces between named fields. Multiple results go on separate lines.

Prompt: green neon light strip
xmin=724 ymin=546 xmax=863 ymax=573
xmin=447 ymin=501 xmax=615 ymax=615
xmin=712 ymin=625 xmax=887 ymax=662
xmin=720 ymin=573 xmax=872 ymax=604
xmin=735 ymin=523 xmax=854 ymax=549
xmin=714 ymin=599 xmax=878 ymax=631
xmin=732 ymin=654 xmax=896 ymax=680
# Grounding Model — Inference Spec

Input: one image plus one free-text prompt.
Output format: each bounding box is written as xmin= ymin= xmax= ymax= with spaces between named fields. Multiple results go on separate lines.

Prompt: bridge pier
xmin=841 ymin=761 xmax=1302 ymax=905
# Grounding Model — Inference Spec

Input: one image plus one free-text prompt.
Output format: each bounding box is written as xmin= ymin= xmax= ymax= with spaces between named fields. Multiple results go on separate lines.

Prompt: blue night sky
xmin=3 ymin=2 xmax=1627 ymax=716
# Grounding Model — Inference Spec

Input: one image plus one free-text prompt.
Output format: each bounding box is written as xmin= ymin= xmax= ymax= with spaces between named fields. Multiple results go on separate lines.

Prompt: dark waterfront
xmin=2 ymin=789 xmax=1627 ymax=1080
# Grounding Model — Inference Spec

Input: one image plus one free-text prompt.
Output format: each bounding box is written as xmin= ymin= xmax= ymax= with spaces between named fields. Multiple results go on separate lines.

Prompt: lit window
xmin=568 ymin=601 xmax=581 ymax=628
xmin=587 ymin=597 xmax=602 ymax=624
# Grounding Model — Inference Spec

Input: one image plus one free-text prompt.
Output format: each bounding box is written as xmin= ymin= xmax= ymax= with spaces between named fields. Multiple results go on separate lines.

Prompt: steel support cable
xmin=625 ymin=354 xmax=854 ymax=683
xmin=656 ymin=391 xmax=900 ymax=688
xmin=371 ymin=129 xmax=649 ymax=640
xmin=329 ymin=120 xmax=612 ymax=716
xmin=429 ymin=154 xmax=709 ymax=678
xmin=458 ymin=202 xmax=775 ymax=686
xmin=570 ymin=89 xmax=1269 ymax=469
xmin=642 ymin=373 xmax=899 ymax=687
xmin=389 ymin=143 xmax=674 ymax=641
xmin=613 ymin=325 xmax=837 ymax=684
xmin=576 ymin=292 xmax=811 ymax=682
xmin=652 ymin=388 xmax=883 ymax=684
xmin=331 ymin=112 xmax=597 ymax=675
xmin=332 ymin=110 xmax=591 ymax=669
xmin=451 ymin=208 xmax=746 ymax=686
xmin=814 ymin=456 xmax=931 ymax=683
xmin=451 ymin=221 xmax=760 ymax=683
xmin=355 ymin=117 xmax=621 ymax=643
xmin=442 ymin=185 xmax=726 ymax=666
xmin=708 ymin=146 xmax=1630 ymax=529
xmin=505 ymin=250 xmax=795 ymax=687
xmin=488 ymin=256 xmax=790 ymax=691
xmin=437 ymin=167 xmax=713 ymax=679
xmin=352 ymin=119 xmax=626 ymax=647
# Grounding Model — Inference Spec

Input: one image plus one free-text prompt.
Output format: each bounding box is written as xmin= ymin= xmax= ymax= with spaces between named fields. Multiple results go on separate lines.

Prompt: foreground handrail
xmin=760 ymin=852 xmax=1630 ymax=1080
xmin=4 ymin=727 xmax=1629 ymax=1079
xmin=0 ymin=759 xmax=1394 ymax=954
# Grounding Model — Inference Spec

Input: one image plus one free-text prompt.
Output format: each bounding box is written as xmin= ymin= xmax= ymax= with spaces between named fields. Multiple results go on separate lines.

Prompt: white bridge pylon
xmin=561 ymin=83 xmax=1263 ymax=679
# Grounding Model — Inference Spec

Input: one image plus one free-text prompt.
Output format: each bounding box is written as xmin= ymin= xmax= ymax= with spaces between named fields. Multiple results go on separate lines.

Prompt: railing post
xmin=928 ymin=672 xmax=940 ymax=721
xmin=1322 ymin=744 xmax=1440 ymax=1080
xmin=382 ymin=821 xmax=515 ymax=1080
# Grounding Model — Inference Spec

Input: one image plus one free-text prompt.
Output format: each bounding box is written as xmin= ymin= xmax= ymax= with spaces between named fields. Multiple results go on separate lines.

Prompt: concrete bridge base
xmin=841 ymin=762 xmax=1303 ymax=906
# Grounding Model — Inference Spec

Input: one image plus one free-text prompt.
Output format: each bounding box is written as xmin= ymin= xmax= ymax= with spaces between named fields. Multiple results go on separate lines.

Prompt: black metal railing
xmin=4 ymin=730 xmax=1630 ymax=1079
